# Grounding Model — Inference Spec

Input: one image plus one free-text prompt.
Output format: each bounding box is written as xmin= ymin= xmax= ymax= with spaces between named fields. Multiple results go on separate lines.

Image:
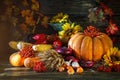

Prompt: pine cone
xmin=36 ymin=49 xmax=64 ymax=71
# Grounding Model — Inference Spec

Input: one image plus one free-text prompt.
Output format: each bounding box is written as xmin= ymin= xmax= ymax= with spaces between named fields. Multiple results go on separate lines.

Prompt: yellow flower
xmin=58 ymin=22 xmax=82 ymax=43
xmin=103 ymin=47 xmax=120 ymax=66
xmin=50 ymin=12 xmax=69 ymax=23
xmin=58 ymin=30 xmax=65 ymax=36
xmin=62 ymin=23 xmax=71 ymax=30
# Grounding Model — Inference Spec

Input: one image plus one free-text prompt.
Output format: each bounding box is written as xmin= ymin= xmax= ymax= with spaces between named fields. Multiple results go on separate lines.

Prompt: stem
xmin=32 ymin=25 xmax=37 ymax=34
xmin=32 ymin=16 xmax=41 ymax=33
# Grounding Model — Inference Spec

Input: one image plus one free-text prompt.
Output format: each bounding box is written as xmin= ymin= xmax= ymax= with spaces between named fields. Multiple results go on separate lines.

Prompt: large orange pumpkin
xmin=68 ymin=26 xmax=113 ymax=61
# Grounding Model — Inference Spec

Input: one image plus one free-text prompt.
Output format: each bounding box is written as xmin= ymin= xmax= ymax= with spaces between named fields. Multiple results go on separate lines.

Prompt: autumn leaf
xmin=100 ymin=2 xmax=113 ymax=16
xmin=31 ymin=0 xmax=37 ymax=3
xmin=106 ymin=20 xmax=119 ymax=35
xmin=25 ymin=16 xmax=36 ymax=26
xmin=4 ymin=0 xmax=49 ymax=35
xmin=20 ymin=23 xmax=29 ymax=34
xmin=21 ymin=10 xmax=31 ymax=17
xmin=31 ymin=0 xmax=40 ymax=11
xmin=88 ymin=8 xmax=98 ymax=23
xmin=22 ymin=0 xmax=29 ymax=6
xmin=41 ymin=16 xmax=49 ymax=28
xmin=104 ymin=8 xmax=113 ymax=16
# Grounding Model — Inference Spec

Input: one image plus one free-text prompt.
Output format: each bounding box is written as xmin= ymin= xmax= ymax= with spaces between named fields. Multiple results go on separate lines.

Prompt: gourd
xmin=68 ymin=26 xmax=113 ymax=61
xmin=24 ymin=57 xmax=40 ymax=68
xmin=9 ymin=52 xmax=24 ymax=66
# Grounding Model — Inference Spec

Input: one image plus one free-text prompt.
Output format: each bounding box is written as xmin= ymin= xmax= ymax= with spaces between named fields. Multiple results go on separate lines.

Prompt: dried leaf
xmin=88 ymin=8 xmax=98 ymax=23
xmin=31 ymin=0 xmax=37 ymax=3
xmin=106 ymin=20 xmax=119 ymax=35
xmin=20 ymin=23 xmax=29 ymax=34
xmin=41 ymin=16 xmax=49 ymax=28
xmin=104 ymin=8 xmax=113 ymax=16
xmin=31 ymin=2 xmax=40 ymax=11
xmin=21 ymin=10 xmax=31 ymax=17
xmin=25 ymin=16 xmax=36 ymax=26
xmin=22 ymin=0 xmax=29 ymax=6
xmin=100 ymin=2 xmax=113 ymax=16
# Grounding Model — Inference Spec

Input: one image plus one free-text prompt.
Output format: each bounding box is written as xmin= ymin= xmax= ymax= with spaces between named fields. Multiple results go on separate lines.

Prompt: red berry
xmin=97 ymin=65 xmax=111 ymax=72
xmin=97 ymin=65 xmax=104 ymax=71
xmin=112 ymin=64 xmax=120 ymax=72
xmin=33 ymin=61 xmax=47 ymax=72
xmin=103 ymin=67 xmax=111 ymax=72
xmin=53 ymin=40 xmax=62 ymax=49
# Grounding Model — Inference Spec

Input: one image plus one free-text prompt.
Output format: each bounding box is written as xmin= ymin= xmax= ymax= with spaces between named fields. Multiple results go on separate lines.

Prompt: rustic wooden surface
xmin=0 ymin=64 xmax=120 ymax=80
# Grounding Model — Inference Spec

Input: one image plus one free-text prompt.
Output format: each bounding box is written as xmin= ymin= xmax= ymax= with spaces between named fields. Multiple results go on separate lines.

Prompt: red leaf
xmin=106 ymin=20 xmax=119 ymax=35
xmin=100 ymin=2 xmax=113 ymax=16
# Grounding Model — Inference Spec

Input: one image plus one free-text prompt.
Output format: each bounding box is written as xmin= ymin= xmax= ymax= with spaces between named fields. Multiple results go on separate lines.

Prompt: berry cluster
xmin=97 ymin=65 xmax=112 ymax=72
xmin=97 ymin=64 xmax=120 ymax=72
xmin=112 ymin=64 xmax=120 ymax=72
xmin=33 ymin=61 xmax=47 ymax=72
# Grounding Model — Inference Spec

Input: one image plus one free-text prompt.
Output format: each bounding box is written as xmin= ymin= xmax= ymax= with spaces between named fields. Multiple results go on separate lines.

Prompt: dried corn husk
xmin=36 ymin=49 xmax=64 ymax=71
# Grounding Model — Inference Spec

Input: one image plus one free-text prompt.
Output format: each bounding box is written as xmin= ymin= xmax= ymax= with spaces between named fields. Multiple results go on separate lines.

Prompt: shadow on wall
xmin=0 ymin=22 xmax=12 ymax=63
xmin=0 ymin=1 xmax=17 ymax=64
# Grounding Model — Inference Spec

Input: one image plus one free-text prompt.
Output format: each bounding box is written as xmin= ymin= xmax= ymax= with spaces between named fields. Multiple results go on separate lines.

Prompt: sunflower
xmin=103 ymin=47 xmax=120 ymax=66
xmin=50 ymin=12 xmax=69 ymax=23
xmin=58 ymin=23 xmax=82 ymax=43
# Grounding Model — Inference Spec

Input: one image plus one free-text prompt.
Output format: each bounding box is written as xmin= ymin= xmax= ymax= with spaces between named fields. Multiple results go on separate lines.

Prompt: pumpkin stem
xmin=84 ymin=26 xmax=101 ymax=37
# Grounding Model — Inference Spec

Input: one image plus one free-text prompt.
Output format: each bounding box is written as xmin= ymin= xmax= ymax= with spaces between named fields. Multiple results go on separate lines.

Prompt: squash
xmin=24 ymin=57 xmax=40 ymax=68
xmin=9 ymin=52 xmax=24 ymax=66
xmin=68 ymin=26 xmax=113 ymax=61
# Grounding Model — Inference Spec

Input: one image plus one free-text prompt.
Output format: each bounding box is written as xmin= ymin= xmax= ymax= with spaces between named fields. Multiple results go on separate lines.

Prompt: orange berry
xmin=76 ymin=66 xmax=84 ymax=74
xmin=67 ymin=66 xmax=75 ymax=75
xmin=58 ymin=66 xmax=65 ymax=72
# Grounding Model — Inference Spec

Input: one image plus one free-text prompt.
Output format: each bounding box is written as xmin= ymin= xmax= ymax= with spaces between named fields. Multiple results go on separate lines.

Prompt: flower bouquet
xmin=49 ymin=12 xmax=69 ymax=31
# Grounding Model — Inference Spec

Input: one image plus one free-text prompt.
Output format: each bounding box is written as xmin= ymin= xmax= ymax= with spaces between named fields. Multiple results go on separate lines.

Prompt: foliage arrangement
xmin=4 ymin=0 xmax=120 ymax=75
xmin=1 ymin=0 xmax=49 ymax=39
xmin=88 ymin=1 xmax=119 ymax=35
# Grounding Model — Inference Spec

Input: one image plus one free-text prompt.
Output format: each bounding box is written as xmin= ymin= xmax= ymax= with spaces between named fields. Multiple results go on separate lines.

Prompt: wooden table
xmin=0 ymin=64 xmax=120 ymax=80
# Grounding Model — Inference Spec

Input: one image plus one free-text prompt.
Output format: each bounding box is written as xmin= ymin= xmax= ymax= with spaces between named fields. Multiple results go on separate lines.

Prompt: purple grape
xmin=80 ymin=60 xmax=94 ymax=68
xmin=56 ymin=48 xmax=64 ymax=54
xmin=65 ymin=48 xmax=73 ymax=55
xmin=65 ymin=56 xmax=78 ymax=61
xmin=85 ymin=61 xmax=94 ymax=68
xmin=61 ymin=46 xmax=68 ymax=50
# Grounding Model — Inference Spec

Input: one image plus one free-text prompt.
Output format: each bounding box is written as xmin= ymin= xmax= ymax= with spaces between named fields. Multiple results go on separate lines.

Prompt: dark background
xmin=0 ymin=0 xmax=120 ymax=64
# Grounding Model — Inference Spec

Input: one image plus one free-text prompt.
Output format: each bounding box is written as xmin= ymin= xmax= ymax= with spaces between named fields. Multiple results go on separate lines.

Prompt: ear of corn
xmin=32 ymin=44 xmax=53 ymax=52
